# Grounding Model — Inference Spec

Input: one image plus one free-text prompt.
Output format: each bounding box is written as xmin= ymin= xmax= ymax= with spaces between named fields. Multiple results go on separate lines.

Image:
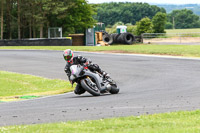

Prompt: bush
xmin=165 ymin=22 xmax=173 ymax=29
xmin=136 ymin=17 xmax=153 ymax=35
xmin=152 ymin=12 xmax=167 ymax=33
xmin=106 ymin=22 xmax=125 ymax=34
xmin=106 ymin=24 xmax=112 ymax=28
xmin=125 ymin=23 xmax=132 ymax=26
xmin=127 ymin=25 xmax=137 ymax=35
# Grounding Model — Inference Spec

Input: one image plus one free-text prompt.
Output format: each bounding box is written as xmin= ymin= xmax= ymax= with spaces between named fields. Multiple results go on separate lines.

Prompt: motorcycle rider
xmin=63 ymin=49 xmax=109 ymax=95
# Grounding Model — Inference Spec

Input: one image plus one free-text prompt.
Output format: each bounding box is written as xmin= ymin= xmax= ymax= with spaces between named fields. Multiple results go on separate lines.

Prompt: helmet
xmin=63 ymin=49 xmax=74 ymax=62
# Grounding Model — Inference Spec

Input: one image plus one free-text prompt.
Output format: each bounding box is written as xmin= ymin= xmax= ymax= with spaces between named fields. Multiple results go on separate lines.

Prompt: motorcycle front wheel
xmin=109 ymin=84 xmax=120 ymax=94
xmin=80 ymin=78 xmax=101 ymax=96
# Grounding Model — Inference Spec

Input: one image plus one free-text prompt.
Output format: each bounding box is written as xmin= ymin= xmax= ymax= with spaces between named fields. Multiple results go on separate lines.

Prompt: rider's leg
xmin=74 ymin=83 xmax=86 ymax=95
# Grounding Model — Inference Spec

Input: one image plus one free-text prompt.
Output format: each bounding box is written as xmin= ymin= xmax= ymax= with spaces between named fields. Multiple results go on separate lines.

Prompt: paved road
xmin=0 ymin=50 xmax=200 ymax=126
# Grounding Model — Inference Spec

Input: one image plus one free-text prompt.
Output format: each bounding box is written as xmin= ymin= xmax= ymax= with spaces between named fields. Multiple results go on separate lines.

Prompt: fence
xmin=142 ymin=32 xmax=200 ymax=45
xmin=48 ymin=27 xmax=62 ymax=38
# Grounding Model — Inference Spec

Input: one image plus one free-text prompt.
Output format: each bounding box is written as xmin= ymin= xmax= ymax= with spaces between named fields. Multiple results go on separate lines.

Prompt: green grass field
xmin=0 ymin=71 xmax=73 ymax=101
xmin=107 ymin=26 xmax=200 ymax=34
xmin=166 ymin=28 xmax=200 ymax=33
xmin=1 ymin=110 xmax=200 ymax=133
xmin=1 ymin=45 xmax=200 ymax=57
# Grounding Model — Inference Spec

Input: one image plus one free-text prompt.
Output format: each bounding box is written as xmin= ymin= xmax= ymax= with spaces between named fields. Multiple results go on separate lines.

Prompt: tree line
xmin=157 ymin=4 xmax=200 ymax=16
xmin=166 ymin=9 xmax=200 ymax=29
xmin=0 ymin=0 xmax=96 ymax=39
xmin=134 ymin=8 xmax=200 ymax=35
xmin=93 ymin=2 xmax=200 ymax=30
xmin=93 ymin=2 xmax=166 ymax=26
xmin=1 ymin=1 xmax=200 ymax=39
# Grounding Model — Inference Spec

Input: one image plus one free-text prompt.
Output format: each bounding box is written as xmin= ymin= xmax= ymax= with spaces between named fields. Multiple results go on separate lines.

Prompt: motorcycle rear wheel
xmin=81 ymin=78 xmax=101 ymax=96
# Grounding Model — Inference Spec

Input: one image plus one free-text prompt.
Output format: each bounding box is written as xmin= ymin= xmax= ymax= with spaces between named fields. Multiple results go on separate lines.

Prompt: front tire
xmin=109 ymin=84 xmax=120 ymax=94
xmin=80 ymin=78 xmax=100 ymax=96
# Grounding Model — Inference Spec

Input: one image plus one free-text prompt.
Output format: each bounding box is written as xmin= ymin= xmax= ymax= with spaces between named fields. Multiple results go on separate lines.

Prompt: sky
xmin=87 ymin=0 xmax=200 ymax=4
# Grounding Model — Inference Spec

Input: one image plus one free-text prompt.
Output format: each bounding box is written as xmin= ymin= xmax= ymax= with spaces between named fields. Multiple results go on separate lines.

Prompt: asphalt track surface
xmin=0 ymin=50 xmax=200 ymax=126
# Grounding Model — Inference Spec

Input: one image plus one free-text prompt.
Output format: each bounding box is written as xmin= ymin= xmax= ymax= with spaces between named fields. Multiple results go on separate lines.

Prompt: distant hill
xmin=156 ymin=4 xmax=200 ymax=15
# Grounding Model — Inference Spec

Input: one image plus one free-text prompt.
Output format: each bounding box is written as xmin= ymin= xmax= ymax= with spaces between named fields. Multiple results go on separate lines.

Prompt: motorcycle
xmin=69 ymin=64 xmax=119 ymax=96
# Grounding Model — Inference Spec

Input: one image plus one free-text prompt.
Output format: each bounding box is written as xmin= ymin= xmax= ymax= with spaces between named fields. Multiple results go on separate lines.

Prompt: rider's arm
xmin=64 ymin=62 xmax=71 ymax=80
xmin=77 ymin=55 xmax=88 ymax=65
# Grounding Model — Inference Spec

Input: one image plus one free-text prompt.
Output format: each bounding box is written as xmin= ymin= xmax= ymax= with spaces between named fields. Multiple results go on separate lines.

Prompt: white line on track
xmin=1 ymin=92 xmax=74 ymax=105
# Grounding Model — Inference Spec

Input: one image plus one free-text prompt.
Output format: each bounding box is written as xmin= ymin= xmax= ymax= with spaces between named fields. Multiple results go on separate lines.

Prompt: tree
xmin=34 ymin=0 xmax=74 ymax=38
xmin=136 ymin=17 xmax=153 ymax=35
xmin=1 ymin=0 xmax=4 ymax=39
xmin=167 ymin=9 xmax=200 ymax=29
xmin=152 ymin=12 xmax=166 ymax=33
xmin=6 ymin=0 xmax=11 ymax=39
xmin=165 ymin=22 xmax=173 ymax=29
xmin=93 ymin=2 xmax=166 ymax=26
xmin=17 ymin=0 xmax=21 ymax=39
xmin=54 ymin=0 xmax=96 ymax=36
xmin=0 ymin=0 xmax=96 ymax=39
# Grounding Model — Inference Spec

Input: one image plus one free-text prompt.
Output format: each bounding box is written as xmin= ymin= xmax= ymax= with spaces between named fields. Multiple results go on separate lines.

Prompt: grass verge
xmin=0 ymin=71 xmax=73 ymax=102
xmin=1 ymin=110 xmax=200 ymax=133
xmin=166 ymin=28 xmax=200 ymax=33
xmin=1 ymin=45 xmax=200 ymax=57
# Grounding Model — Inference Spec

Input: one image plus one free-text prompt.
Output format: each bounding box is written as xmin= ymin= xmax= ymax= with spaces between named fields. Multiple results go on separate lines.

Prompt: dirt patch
xmin=144 ymin=37 xmax=200 ymax=44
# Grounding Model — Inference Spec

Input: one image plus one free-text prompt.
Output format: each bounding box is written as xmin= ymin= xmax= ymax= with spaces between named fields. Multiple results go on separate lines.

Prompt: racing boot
xmin=74 ymin=84 xmax=86 ymax=95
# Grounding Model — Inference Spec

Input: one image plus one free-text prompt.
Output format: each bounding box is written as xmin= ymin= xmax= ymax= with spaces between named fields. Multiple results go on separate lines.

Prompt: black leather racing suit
xmin=64 ymin=55 xmax=103 ymax=95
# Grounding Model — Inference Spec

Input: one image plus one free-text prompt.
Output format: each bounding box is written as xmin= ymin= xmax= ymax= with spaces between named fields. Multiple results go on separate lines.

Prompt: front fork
xmin=84 ymin=75 xmax=111 ymax=93
xmin=86 ymin=76 xmax=96 ymax=88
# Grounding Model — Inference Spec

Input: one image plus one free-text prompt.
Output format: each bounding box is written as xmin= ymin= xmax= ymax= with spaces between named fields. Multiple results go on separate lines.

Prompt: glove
xmin=85 ymin=58 xmax=92 ymax=66
xmin=77 ymin=55 xmax=82 ymax=60
xmin=102 ymin=71 xmax=110 ymax=78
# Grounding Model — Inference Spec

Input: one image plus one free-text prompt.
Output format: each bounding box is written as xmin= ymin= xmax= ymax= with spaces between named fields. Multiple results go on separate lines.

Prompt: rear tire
xmin=81 ymin=78 xmax=100 ymax=96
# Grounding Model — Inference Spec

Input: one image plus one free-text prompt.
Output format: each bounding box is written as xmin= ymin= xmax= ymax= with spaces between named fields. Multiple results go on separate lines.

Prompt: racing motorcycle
xmin=69 ymin=64 xmax=119 ymax=96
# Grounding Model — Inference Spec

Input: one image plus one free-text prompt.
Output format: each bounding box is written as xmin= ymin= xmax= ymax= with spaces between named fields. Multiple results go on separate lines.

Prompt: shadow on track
xmin=66 ymin=93 xmax=119 ymax=99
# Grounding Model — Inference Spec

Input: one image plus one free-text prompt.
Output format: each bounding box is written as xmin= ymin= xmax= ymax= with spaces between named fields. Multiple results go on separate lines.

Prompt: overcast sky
xmin=87 ymin=0 xmax=200 ymax=4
